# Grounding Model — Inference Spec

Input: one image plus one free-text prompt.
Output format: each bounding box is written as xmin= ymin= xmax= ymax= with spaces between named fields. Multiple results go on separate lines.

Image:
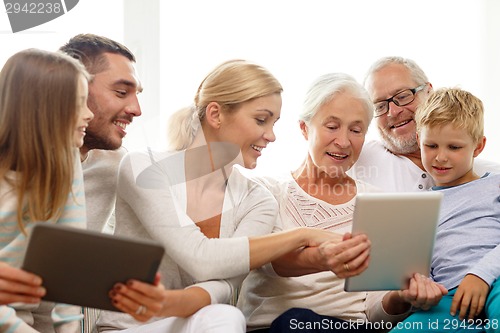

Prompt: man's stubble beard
xmin=378 ymin=127 xmax=419 ymax=155
xmin=83 ymin=128 xmax=121 ymax=151
xmin=84 ymin=94 xmax=122 ymax=151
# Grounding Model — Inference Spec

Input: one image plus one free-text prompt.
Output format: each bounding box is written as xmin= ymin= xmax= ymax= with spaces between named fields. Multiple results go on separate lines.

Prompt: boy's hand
xmin=450 ymin=274 xmax=489 ymax=321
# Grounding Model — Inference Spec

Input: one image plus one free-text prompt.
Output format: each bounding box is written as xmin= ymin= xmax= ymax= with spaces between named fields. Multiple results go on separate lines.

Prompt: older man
xmin=349 ymin=56 xmax=500 ymax=191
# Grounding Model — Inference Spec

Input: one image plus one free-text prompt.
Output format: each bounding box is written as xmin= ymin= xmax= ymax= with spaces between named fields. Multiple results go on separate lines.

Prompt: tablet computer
xmin=344 ymin=191 xmax=443 ymax=292
xmin=22 ymin=223 xmax=164 ymax=311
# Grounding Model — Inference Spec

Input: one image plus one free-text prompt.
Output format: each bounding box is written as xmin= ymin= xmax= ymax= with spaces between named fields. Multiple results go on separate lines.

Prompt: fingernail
xmin=37 ymin=287 xmax=46 ymax=296
xmin=109 ymin=290 xmax=117 ymax=297
xmin=114 ymin=283 xmax=123 ymax=291
xmin=127 ymin=280 xmax=134 ymax=287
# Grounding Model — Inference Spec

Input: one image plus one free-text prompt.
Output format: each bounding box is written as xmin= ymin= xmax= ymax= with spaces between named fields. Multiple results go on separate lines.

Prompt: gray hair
xmin=364 ymin=56 xmax=429 ymax=88
xmin=299 ymin=73 xmax=374 ymax=124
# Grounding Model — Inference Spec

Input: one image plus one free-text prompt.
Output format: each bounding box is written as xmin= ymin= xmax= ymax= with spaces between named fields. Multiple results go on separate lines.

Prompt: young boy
xmin=389 ymin=88 xmax=500 ymax=333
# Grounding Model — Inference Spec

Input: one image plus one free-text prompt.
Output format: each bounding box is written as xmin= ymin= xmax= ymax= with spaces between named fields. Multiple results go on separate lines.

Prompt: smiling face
xmin=367 ymin=63 xmax=430 ymax=155
xmin=74 ymin=75 xmax=94 ymax=147
xmin=83 ymin=52 xmax=142 ymax=155
xmin=218 ymin=93 xmax=282 ymax=169
xmin=419 ymin=124 xmax=485 ymax=187
xmin=301 ymin=90 xmax=370 ymax=178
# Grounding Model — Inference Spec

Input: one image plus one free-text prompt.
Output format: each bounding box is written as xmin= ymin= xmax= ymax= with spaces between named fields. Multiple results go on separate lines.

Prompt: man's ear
xmin=473 ymin=136 xmax=487 ymax=158
xmin=205 ymin=102 xmax=222 ymax=129
xmin=299 ymin=120 xmax=308 ymax=140
xmin=426 ymin=82 xmax=433 ymax=93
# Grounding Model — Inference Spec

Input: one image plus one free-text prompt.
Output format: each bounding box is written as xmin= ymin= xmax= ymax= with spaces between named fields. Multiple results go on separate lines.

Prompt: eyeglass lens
xmin=374 ymin=88 xmax=418 ymax=116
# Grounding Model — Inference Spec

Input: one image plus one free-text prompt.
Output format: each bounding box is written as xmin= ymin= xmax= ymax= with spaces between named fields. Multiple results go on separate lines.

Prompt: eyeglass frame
xmin=373 ymin=84 xmax=427 ymax=117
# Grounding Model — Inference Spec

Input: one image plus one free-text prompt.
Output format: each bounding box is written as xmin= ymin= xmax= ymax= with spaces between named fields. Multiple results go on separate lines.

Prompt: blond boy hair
xmin=415 ymin=88 xmax=484 ymax=143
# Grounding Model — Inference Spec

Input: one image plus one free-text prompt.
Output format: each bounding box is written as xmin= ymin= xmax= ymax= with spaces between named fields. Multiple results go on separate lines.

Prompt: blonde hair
xmin=167 ymin=59 xmax=283 ymax=150
xmin=415 ymin=88 xmax=484 ymax=143
xmin=0 ymin=48 xmax=89 ymax=233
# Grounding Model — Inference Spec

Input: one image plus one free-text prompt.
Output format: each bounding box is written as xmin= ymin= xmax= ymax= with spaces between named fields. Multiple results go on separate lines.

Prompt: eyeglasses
xmin=373 ymin=84 xmax=427 ymax=117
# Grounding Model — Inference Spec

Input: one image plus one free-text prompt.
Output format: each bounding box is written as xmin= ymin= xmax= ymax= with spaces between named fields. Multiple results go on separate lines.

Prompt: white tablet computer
xmin=22 ymin=223 xmax=164 ymax=311
xmin=344 ymin=191 xmax=443 ymax=292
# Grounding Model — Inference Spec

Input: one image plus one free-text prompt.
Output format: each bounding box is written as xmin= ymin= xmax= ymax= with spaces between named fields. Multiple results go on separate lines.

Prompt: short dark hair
xmin=59 ymin=33 xmax=135 ymax=74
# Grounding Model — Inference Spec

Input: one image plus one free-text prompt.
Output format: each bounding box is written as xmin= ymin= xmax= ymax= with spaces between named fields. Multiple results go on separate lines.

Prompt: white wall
xmin=157 ymin=0 xmax=500 ymax=175
xmin=122 ymin=0 xmax=161 ymax=151
xmin=480 ymin=0 xmax=500 ymax=164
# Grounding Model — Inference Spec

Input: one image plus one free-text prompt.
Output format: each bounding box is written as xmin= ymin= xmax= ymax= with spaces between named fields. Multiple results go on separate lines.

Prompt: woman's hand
xmin=382 ymin=273 xmax=447 ymax=315
xmin=109 ymin=273 xmax=212 ymax=320
xmin=0 ymin=262 xmax=45 ymax=304
xmin=109 ymin=273 xmax=166 ymax=322
xmin=399 ymin=273 xmax=448 ymax=310
xmin=319 ymin=232 xmax=371 ymax=278
xmin=396 ymin=273 xmax=448 ymax=312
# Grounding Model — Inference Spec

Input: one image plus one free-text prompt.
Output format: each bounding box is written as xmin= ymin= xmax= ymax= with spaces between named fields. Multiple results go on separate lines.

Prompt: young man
xmin=348 ymin=56 xmax=500 ymax=192
xmin=59 ymin=34 xmax=143 ymax=333
xmin=60 ymin=34 xmax=143 ymax=233
xmin=389 ymin=88 xmax=500 ymax=332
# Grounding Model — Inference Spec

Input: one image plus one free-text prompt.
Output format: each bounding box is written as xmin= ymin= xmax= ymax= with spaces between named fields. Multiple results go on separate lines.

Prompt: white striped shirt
xmin=0 ymin=156 xmax=86 ymax=333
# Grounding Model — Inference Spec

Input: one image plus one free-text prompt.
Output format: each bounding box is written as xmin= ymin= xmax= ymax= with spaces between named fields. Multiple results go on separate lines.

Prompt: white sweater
xmin=81 ymin=148 xmax=126 ymax=233
xmin=97 ymin=149 xmax=278 ymax=331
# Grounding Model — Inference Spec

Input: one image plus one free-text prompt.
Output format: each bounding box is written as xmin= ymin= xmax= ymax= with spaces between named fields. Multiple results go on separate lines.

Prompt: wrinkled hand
xmin=450 ymin=274 xmax=489 ymax=321
xmin=319 ymin=233 xmax=371 ymax=278
xmin=398 ymin=273 xmax=448 ymax=310
xmin=0 ymin=262 xmax=45 ymax=305
xmin=110 ymin=273 xmax=166 ymax=322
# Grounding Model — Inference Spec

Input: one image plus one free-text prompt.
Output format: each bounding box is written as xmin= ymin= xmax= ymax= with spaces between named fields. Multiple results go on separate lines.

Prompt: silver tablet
xmin=344 ymin=191 xmax=443 ymax=292
xmin=22 ymin=223 xmax=164 ymax=311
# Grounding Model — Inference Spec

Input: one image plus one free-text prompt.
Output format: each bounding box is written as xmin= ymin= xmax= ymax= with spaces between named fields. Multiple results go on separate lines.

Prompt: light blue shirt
xmin=430 ymin=173 xmax=500 ymax=289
